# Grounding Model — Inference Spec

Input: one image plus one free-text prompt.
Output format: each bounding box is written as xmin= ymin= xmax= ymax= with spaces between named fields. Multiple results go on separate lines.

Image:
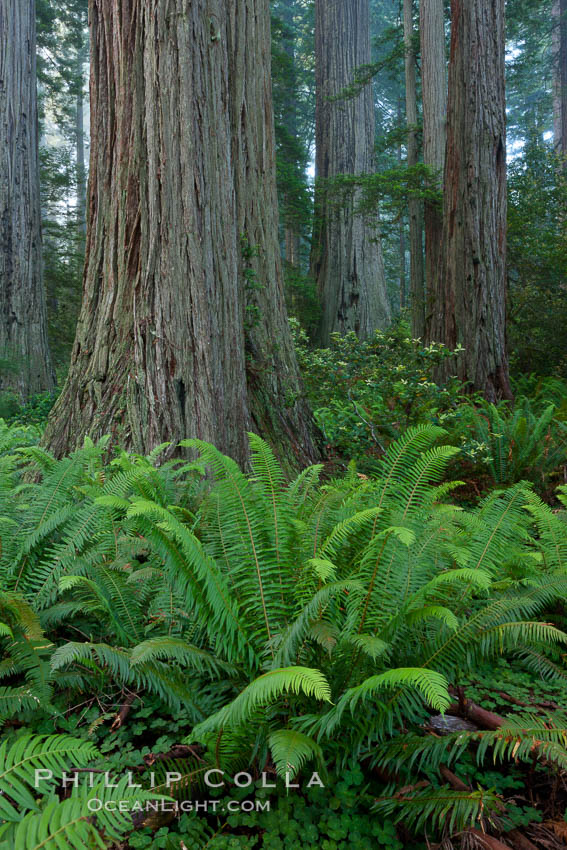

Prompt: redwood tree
xmin=403 ymin=0 xmax=425 ymax=338
xmin=43 ymin=0 xmax=319 ymax=468
xmin=420 ymin=0 xmax=446 ymax=325
xmin=311 ymin=0 xmax=391 ymax=344
xmin=275 ymin=0 xmax=302 ymax=269
xmin=0 ymin=0 xmax=54 ymax=398
xmin=553 ymin=0 xmax=567 ymax=160
xmin=228 ymin=0 xmax=320 ymax=467
xmin=427 ymin=0 xmax=512 ymax=401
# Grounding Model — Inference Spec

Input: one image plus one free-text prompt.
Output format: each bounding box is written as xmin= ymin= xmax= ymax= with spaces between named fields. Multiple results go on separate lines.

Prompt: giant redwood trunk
xmin=403 ymin=0 xmax=425 ymax=338
xmin=0 ymin=0 xmax=54 ymax=398
xmin=43 ymin=0 xmax=251 ymax=463
xmin=228 ymin=0 xmax=321 ymax=468
xmin=427 ymin=0 xmax=512 ymax=402
xmin=311 ymin=0 xmax=391 ymax=344
xmin=43 ymin=0 xmax=319 ymax=468
xmin=75 ymin=13 xmax=88 ymax=240
xmin=420 ymin=0 xmax=446 ymax=328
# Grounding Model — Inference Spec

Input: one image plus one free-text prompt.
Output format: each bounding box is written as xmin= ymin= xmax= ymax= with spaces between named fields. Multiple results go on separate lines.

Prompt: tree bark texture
xmin=397 ymin=97 xmax=406 ymax=311
xmin=280 ymin=0 xmax=301 ymax=270
xmin=312 ymin=0 xmax=391 ymax=344
xmin=427 ymin=0 xmax=512 ymax=402
xmin=44 ymin=0 xmax=250 ymax=462
xmin=43 ymin=0 xmax=320 ymax=469
xmin=420 ymin=0 xmax=446 ymax=332
xmin=399 ymin=220 xmax=406 ymax=311
xmin=403 ymin=0 xmax=425 ymax=337
xmin=0 ymin=0 xmax=54 ymax=398
xmin=75 ymin=32 xmax=87 ymax=239
xmin=228 ymin=0 xmax=322 ymax=470
xmin=553 ymin=0 xmax=567 ymax=160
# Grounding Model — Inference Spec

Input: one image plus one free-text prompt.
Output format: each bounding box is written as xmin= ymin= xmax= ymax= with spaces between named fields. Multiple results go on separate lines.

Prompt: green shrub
xmin=0 ymin=388 xmax=59 ymax=428
xmin=293 ymin=321 xmax=567 ymax=494
xmin=293 ymin=320 xmax=468 ymax=465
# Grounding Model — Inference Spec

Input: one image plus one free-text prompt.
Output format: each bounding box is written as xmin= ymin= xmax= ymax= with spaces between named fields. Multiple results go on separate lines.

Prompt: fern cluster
xmin=1 ymin=424 xmax=567 ymax=845
xmin=0 ymin=734 xmax=164 ymax=849
xmin=453 ymin=395 xmax=567 ymax=489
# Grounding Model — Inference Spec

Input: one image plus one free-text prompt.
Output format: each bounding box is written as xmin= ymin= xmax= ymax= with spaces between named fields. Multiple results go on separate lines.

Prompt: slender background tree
xmin=403 ymin=0 xmax=425 ymax=337
xmin=0 ymin=0 xmax=54 ymax=399
xmin=36 ymin=0 xmax=89 ymax=369
xmin=420 ymin=0 xmax=446 ymax=333
xmin=229 ymin=0 xmax=321 ymax=468
xmin=553 ymin=0 xmax=567 ymax=160
xmin=311 ymin=0 xmax=391 ymax=343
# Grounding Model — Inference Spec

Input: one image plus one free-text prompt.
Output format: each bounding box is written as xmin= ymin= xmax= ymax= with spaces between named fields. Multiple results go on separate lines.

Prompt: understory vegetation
xmin=3 ymin=344 xmax=567 ymax=849
xmin=3 ymin=0 xmax=567 ymax=846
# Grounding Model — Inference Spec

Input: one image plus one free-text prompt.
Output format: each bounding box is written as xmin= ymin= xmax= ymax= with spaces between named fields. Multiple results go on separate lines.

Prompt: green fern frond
xmin=130 ymin=637 xmax=235 ymax=676
xmin=374 ymin=784 xmax=502 ymax=834
xmin=0 ymin=775 xmax=168 ymax=849
xmin=0 ymin=734 xmax=98 ymax=822
xmin=268 ymin=729 xmax=322 ymax=779
xmin=305 ymin=558 xmax=338 ymax=583
xmin=192 ymin=668 xmax=332 ymax=736
xmin=287 ymin=464 xmax=324 ymax=509
xmin=375 ymin=712 xmax=567 ymax=778
xmin=273 ymin=581 xmax=363 ymax=667
xmin=343 ymin=634 xmax=390 ymax=661
xmin=375 ymin=425 xmax=447 ymax=508
xmin=0 ymin=591 xmax=44 ymax=639
xmin=406 ymin=605 xmax=459 ymax=631
xmin=338 ymin=668 xmax=451 ymax=715
xmin=318 ymin=507 xmax=382 ymax=560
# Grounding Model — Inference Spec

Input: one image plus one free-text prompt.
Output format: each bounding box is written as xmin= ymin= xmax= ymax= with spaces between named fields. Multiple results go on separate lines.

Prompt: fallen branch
xmin=506 ymin=830 xmax=540 ymax=850
xmin=440 ymin=766 xmax=538 ymax=850
xmin=143 ymin=744 xmax=205 ymax=766
xmin=110 ymin=692 xmax=138 ymax=732
xmin=465 ymin=828 xmax=513 ymax=850
xmin=447 ymin=699 xmax=507 ymax=731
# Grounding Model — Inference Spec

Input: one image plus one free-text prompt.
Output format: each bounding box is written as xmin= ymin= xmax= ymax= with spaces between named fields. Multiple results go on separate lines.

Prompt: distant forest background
xmin=30 ymin=0 xmax=565 ymax=382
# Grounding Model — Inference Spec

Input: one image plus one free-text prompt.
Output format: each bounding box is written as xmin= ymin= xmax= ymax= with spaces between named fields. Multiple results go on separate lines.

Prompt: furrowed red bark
xmin=43 ymin=0 xmax=321 ymax=469
xmin=228 ymin=0 xmax=322 ymax=470
xmin=43 ymin=0 xmax=250 ymax=462
xmin=75 ymin=15 xmax=88 ymax=239
xmin=427 ymin=0 xmax=512 ymax=402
